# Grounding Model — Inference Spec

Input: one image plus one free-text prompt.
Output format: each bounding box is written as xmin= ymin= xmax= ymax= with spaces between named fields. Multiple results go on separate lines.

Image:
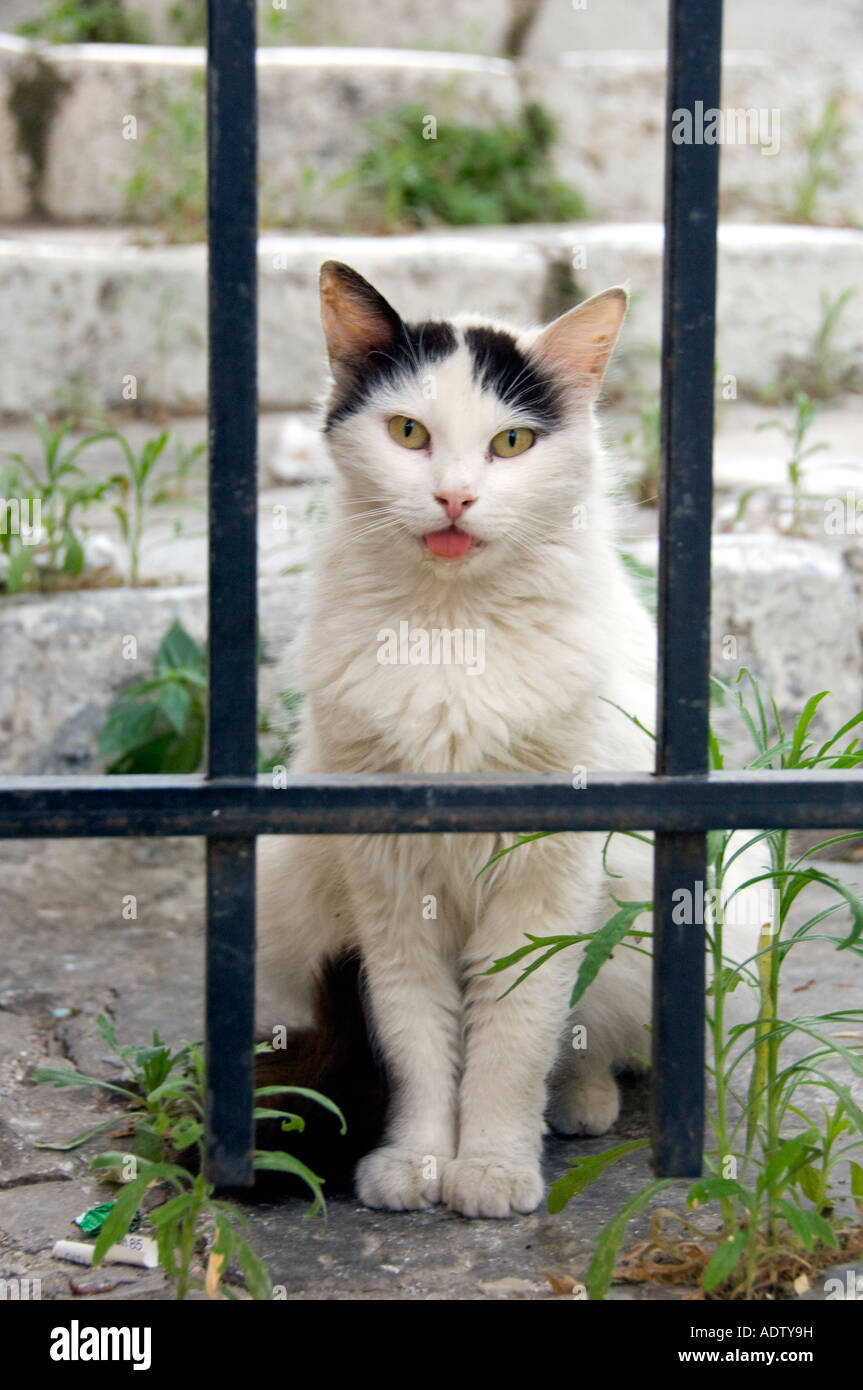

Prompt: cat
xmin=255 ymin=261 xmax=761 ymax=1218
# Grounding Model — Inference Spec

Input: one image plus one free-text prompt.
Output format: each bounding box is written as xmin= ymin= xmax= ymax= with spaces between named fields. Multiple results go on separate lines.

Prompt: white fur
xmin=257 ymin=307 xmax=765 ymax=1218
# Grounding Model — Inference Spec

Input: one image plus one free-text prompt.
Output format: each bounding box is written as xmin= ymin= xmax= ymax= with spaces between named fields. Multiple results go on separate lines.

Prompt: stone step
xmin=5 ymin=394 xmax=856 ymax=496
xmin=1 ymin=223 xmax=860 ymax=414
xmin=2 ymin=528 xmax=861 ymax=779
xmin=6 ymin=0 xmax=862 ymax=59
xmin=1 ymin=34 xmax=860 ymax=229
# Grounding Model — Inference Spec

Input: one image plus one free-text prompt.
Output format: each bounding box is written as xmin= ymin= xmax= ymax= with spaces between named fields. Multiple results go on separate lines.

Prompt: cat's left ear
xmin=531 ymin=287 xmax=628 ymax=397
xmin=319 ymin=261 xmax=403 ymax=392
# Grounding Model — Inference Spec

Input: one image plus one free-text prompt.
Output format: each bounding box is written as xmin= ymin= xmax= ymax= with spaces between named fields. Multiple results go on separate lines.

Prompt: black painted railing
xmin=2 ymin=0 xmax=861 ymax=1189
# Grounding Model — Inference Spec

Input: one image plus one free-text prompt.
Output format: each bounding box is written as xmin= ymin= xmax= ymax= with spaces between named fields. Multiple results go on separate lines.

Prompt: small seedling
xmin=734 ymin=391 xmax=830 ymax=535
xmin=1 ymin=414 xmax=115 ymax=593
xmin=104 ymin=427 xmax=204 ymax=586
xmin=787 ymin=99 xmax=851 ymax=225
xmin=760 ymin=286 xmax=859 ymax=404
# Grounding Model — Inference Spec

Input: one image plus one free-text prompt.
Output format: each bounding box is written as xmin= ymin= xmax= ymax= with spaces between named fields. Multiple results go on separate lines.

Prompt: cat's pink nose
xmin=435 ymin=489 xmax=476 ymax=521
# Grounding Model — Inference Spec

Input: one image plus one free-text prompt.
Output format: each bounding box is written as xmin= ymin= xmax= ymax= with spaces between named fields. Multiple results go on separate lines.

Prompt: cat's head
xmin=319 ymin=260 xmax=626 ymax=575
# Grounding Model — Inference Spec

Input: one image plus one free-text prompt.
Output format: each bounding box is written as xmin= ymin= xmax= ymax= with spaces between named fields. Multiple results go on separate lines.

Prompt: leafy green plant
xmin=99 ymin=619 xmax=305 ymax=774
xmin=735 ymin=391 xmax=829 ymax=535
xmin=787 ymin=99 xmax=852 ymax=224
xmin=1 ymin=414 xmax=115 ymax=594
xmin=33 ymin=1014 xmax=205 ymax=1159
xmin=99 ymin=619 xmax=206 ymax=773
xmin=33 ymin=1015 xmax=344 ymax=1299
xmin=484 ymin=672 xmax=863 ymax=1299
xmin=1 ymin=416 xmax=205 ymax=593
xmin=124 ymin=76 xmax=206 ymax=241
xmin=340 ymin=103 xmax=587 ymax=232
xmin=17 ymin=0 xmax=150 ymax=43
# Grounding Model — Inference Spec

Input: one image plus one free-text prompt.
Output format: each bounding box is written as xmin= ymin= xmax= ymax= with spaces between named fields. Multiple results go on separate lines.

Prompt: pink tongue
xmin=425 ymin=527 xmax=472 ymax=558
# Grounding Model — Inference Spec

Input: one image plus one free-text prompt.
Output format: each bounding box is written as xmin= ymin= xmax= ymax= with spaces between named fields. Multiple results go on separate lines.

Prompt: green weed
xmin=786 ymin=100 xmax=852 ymax=225
xmin=99 ymin=619 xmax=305 ymax=774
xmin=1 ymin=414 xmax=115 ymax=593
xmin=33 ymin=1015 xmax=342 ymax=1299
xmin=484 ymin=672 xmax=863 ymax=1298
xmin=339 ymin=103 xmax=587 ymax=232
xmin=124 ymin=76 xmax=206 ymax=242
xmin=17 ymin=0 xmax=150 ymax=43
xmin=735 ymin=391 xmax=830 ymax=535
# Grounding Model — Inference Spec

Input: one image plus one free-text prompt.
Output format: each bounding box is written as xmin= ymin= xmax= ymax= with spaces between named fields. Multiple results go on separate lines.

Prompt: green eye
xmin=490 ymin=426 xmax=535 ymax=458
xmin=388 ymin=415 xmax=430 ymax=449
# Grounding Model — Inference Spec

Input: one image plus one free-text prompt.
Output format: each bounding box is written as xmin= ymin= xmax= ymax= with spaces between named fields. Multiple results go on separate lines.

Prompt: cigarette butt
xmin=52 ymin=1235 xmax=158 ymax=1270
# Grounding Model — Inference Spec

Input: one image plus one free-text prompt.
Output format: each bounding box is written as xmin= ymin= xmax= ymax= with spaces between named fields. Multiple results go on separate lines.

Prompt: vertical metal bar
xmin=651 ymin=0 xmax=723 ymax=1176
xmin=205 ymin=0 xmax=258 ymax=1187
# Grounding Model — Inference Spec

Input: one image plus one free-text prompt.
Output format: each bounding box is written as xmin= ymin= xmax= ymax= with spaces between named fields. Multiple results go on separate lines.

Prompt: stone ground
xmin=1 ymin=839 xmax=861 ymax=1301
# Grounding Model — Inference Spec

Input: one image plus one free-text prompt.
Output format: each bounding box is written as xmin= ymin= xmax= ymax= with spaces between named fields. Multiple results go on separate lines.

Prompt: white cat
xmin=256 ymin=262 xmax=760 ymax=1219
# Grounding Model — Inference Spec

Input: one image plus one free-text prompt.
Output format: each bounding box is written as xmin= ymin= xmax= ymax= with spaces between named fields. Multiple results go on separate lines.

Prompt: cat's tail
xmin=253 ymin=954 xmax=389 ymax=1196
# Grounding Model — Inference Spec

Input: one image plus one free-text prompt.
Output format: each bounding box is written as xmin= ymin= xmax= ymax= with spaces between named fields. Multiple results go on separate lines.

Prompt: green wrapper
xmin=74 ymin=1202 xmax=142 ymax=1235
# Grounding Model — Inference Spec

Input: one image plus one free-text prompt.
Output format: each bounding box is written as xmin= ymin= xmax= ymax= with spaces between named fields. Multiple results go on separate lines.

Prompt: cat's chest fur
xmin=303 ymin=569 xmax=615 ymax=778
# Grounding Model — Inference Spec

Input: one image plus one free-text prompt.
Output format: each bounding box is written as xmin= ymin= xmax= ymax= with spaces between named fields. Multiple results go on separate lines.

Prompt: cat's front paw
xmin=355 ymin=1146 xmax=447 ymax=1211
xmin=441 ymin=1155 xmax=543 ymax=1218
xmin=549 ymin=1073 xmax=620 ymax=1137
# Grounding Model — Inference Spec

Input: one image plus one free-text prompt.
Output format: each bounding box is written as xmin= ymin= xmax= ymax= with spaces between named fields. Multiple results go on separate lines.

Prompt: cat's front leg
xmin=348 ymin=875 xmax=462 ymax=1211
xmin=444 ymin=869 xmax=596 ymax=1219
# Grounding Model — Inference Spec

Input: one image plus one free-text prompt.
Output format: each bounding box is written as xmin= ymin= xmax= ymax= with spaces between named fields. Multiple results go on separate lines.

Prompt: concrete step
xmin=1 ymin=35 xmax=861 ymax=229
xmin=3 ymin=398 xmax=861 ymax=591
xmin=1 ymin=223 xmax=861 ymax=414
xmin=2 ymin=533 xmax=861 ymax=780
xmin=7 ymin=0 xmax=862 ymax=62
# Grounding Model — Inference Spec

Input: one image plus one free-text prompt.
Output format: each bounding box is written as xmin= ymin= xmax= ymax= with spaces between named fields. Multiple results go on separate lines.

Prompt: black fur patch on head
xmin=325 ymin=320 xmax=457 ymax=430
xmin=464 ymin=326 xmax=564 ymax=428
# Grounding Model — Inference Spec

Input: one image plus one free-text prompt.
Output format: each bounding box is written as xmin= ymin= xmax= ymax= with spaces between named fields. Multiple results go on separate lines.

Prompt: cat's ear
xmin=531 ymin=287 xmax=628 ymax=397
xmin=319 ymin=261 xmax=403 ymax=391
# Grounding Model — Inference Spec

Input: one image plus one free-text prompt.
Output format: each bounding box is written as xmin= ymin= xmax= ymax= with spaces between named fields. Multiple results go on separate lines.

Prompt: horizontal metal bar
xmin=0 ymin=771 xmax=860 ymax=837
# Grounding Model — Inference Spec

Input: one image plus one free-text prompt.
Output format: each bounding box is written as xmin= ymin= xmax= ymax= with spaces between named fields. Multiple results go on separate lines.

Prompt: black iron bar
xmin=1 ymin=771 xmax=861 ymax=838
xmin=651 ymin=0 xmax=724 ymax=1176
xmin=205 ymin=0 xmax=258 ymax=1187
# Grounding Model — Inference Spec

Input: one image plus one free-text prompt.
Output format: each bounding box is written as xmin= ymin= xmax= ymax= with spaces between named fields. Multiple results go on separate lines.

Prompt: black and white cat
xmin=255 ymin=262 xmax=760 ymax=1218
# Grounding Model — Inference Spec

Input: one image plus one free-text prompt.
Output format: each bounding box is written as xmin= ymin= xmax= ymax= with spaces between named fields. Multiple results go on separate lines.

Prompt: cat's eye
xmin=490 ymin=426 xmax=535 ymax=458
xmin=388 ymin=415 xmax=430 ymax=450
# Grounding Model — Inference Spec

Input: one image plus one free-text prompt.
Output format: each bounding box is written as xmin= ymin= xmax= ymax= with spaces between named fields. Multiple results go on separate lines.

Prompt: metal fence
xmin=2 ymin=0 xmax=862 ymax=1190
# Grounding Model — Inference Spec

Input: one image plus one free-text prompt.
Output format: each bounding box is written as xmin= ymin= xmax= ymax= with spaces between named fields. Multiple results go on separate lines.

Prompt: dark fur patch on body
xmin=464 ymin=325 xmax=564 ymax=428
xmin=252 ymin=955 xmax=389 ymax=1196
xmin=325 ymin=320 xmax=457 ymax=430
